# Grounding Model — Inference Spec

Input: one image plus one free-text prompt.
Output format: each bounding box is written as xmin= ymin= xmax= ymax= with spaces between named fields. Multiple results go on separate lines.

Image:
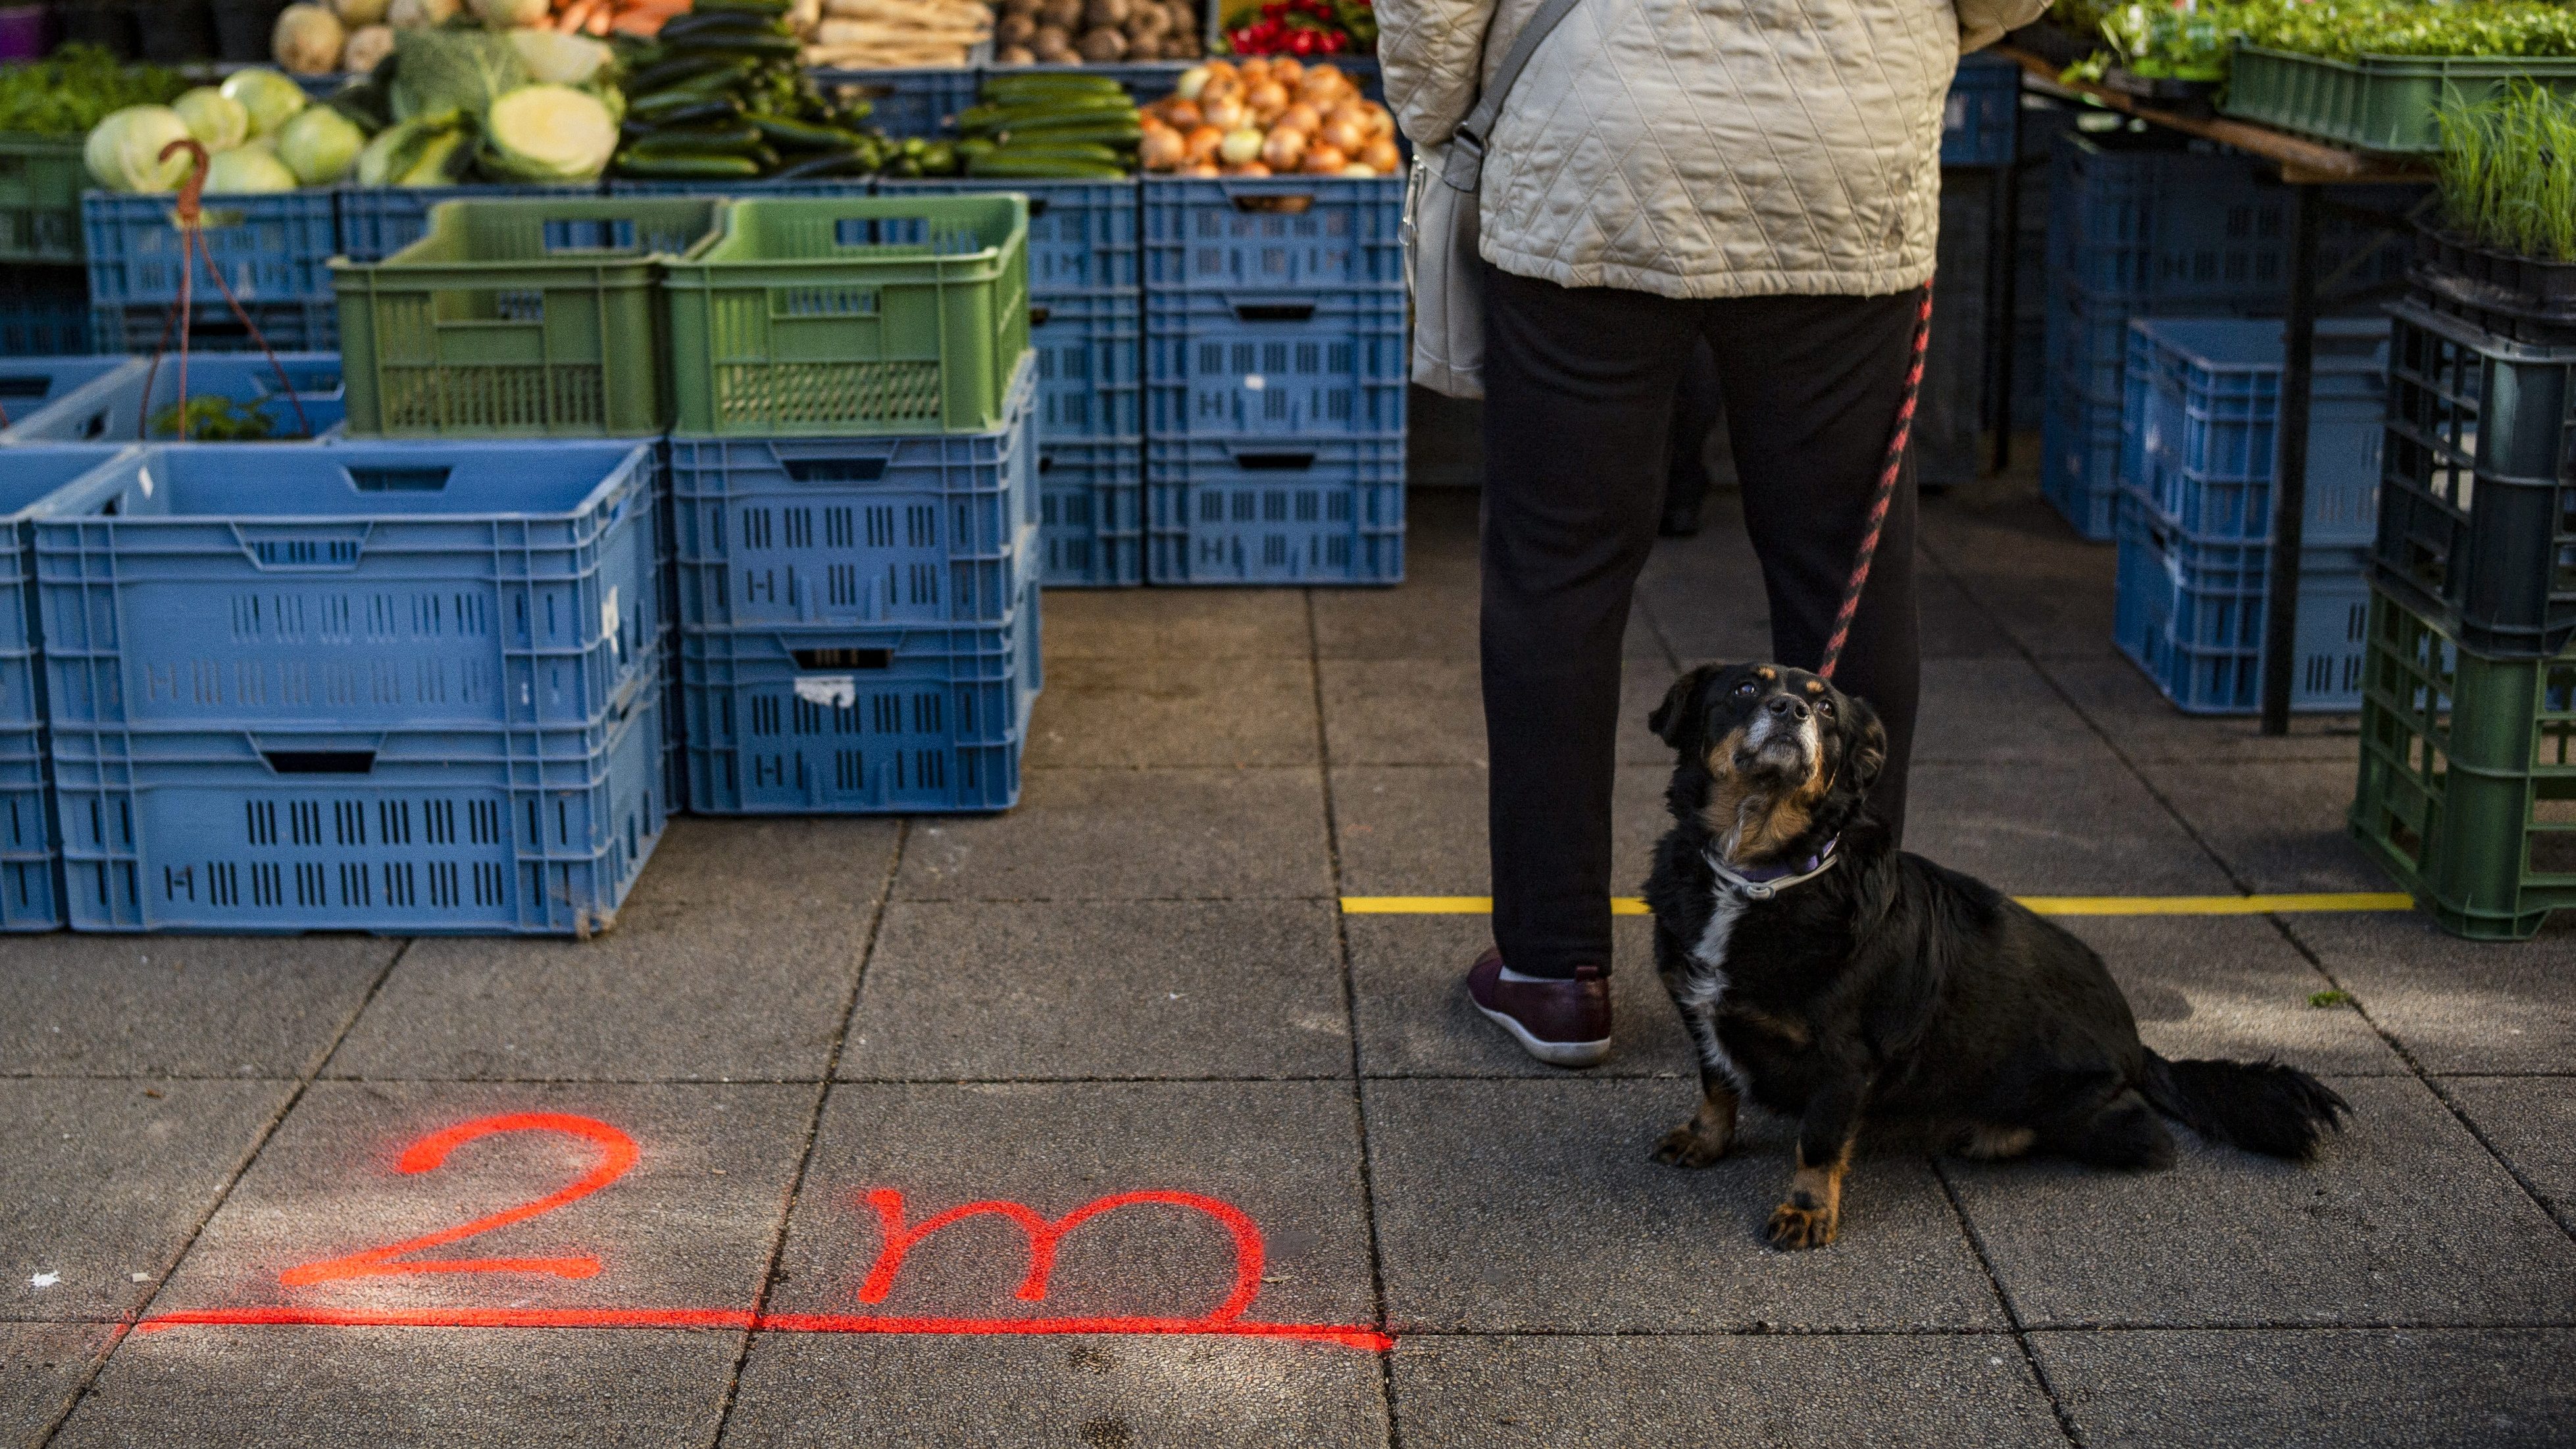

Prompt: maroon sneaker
xmin=1467 ymin=948 xmax=1612 ymax=1067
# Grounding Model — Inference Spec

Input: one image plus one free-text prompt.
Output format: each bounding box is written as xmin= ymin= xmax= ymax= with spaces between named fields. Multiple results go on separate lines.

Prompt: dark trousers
xmin=1480 ymin=262 xmax=1924 ymax=980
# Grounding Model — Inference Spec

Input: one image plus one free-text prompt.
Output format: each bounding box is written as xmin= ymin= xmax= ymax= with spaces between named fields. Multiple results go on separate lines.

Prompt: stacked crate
xmin=2 ymin=132 xmax=96 ymax=353
xmin=1142 ymin=174 xmax=1405 ymax=584
xmin=2112 ymin=317 xmax=2390 ymax=713
xmin=84 ymin=188 xmax=342 ymax=354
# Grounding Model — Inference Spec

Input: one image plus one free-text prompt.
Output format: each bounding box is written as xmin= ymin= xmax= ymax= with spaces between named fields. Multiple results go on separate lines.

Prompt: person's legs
xmin=1661 ymin=338 xmax=1723 ymax=537
xmin=1702 ymin=289 xmax=1925 ymax=843
xmin=1478 ymin=263 xmax=1703 ymax=984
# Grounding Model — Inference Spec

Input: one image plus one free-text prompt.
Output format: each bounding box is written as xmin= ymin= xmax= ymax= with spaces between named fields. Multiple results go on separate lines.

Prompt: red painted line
xmin=134 ymin=1306 xmax=1392 ymax=1351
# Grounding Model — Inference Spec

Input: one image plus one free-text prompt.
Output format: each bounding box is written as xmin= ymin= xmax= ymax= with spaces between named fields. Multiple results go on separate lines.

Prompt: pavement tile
xmin=2290 ymin=913 xmax=2576 ymax=1074
xmin=153 ymin=1082 xmax=811 ymax=1320
xmin=0 ymin=1323 xmax=110 ymax=1444
xmin=1388 ymin=1332 xmax=2063 ymax=1448
xmin=1026 ymin=657 xmax=1319 ymax=769
xmin=1344 ymin=915 xmax=1694 ymax=1080
xmin=327 ymin=903 xmax=871 ymax=1082
xmin=0 ymin=936 xmax=395 ymax=1079
xmin=1040 ymin=588 xmax=1312 ymax=661
xmin=896 ymin=768 xmax=1332 ymax=902
xmin=630 ymin=818 xmax=901 ymax=913
xmin=2059 ymin=917 xmax=2406 ymax=1077
xmin=1365 ymin=1079 xmax=2006 ymax=1333
xmin=2034 ymin=1327 xmax=2576 ymax=1448
xmin=1318 ymin=660 xmax=1679 ymax=768
xmin=1633 ymin=533 xmax=1774 ymax=666
xmin=1311 ymin=578 xmax=1479 ymax=661
xmin=842 ymin=902 xmax=1349 ymax=1080
xmin=1921 ymin=539 xmax=2117 ymax=663
xmin=53 ymin=1327 xmax=741 ymax=1449
xmin=2441 ymin=1077 xmax=2576 ymax=1233
xmin=1917 ymin=568 xmax=2023 ymax=659
xmin=2133 ymin=758 xmax=2385 ymax=894
xmin=1 ymin=1079 xmax=293 ymax=1321
xmin=719 ymin=1335 xmax=1390 ymax=1448
xmin=766 ymin=1082 xmax=1378 ymax=1329
xmin=1911 ymin=656 xmax=2119 ymax=765
xmin=1948 ymin=1077 xmax=2576 ymax=1327
xmin=1906 ymin=759 xmax=2240 ymax=896
xmin=1328 ymin=765 xmax=1669 ymax=899
xmin=2042 ymin=655 xmax=2363 ymax=764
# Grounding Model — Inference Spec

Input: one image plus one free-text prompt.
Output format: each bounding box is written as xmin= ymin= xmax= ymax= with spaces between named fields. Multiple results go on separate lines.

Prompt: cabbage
xmin=506 ymin=28 xmax=612 ymax=85
xmin=277 ymin=105 xmax=367 ymax=184
xmin=205 ymin=144 xmax=301 ymax=193
xmin=84 ymin=105 xmax=196 ymax=192
xmin=355 ymin=111 xmax=474 ymax=186
xmin=471 ymin=0 xmax=551 ymax=26
xmin=172 ymin=88 xmax=251 ymax=151
xmin=481 ymin=84 xmax=616 ymax=182
xmin=272 ymin=4 xmax=347 ymax=74
xmin=391 ymin=26 xmax=530 ymax=122
xmin=220 ymin=68 xmax=309 ymax=138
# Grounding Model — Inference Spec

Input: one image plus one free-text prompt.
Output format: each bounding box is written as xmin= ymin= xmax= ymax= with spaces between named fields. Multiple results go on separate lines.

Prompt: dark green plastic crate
xmin=2223 ymin=45 xmax=2576 ymax=155
xmin=661 ymin=193 xmax=1029 ymax=438
xmin=0 ymin=135 xmax=86 ymax=265
xmin=2350 ymin=584 xmax=2576 ymax=940
xmin=332 ymin=197 xmax=724 ymax=438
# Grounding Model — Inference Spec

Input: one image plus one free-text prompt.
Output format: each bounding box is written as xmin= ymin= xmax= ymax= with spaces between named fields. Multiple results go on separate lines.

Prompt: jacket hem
xmin=1480 ymin=243 xmax=1938 ymax=301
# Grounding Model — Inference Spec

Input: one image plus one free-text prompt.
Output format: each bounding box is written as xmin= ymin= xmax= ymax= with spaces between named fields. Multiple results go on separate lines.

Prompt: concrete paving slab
xmin=1950 ymin=1077 xmax=2576 ymax=1327
xmin=1919 ymin=504 xmax=2118 ymax=662
xmin=1026 ymin=657 xmax=1319 ymax=769
xmin=1365 ymin=1079 xmax=2006 ymax=1333
xmin=1633 ymin=538 xmax=1774 ymax=667
xmin=2134 ymin=758 xmax=2385 ymax=894
xmin=52 ymin=1326 xmax=741 ymax=1449
xmin=896 ymin=768 xmax=1332 ymax=902
xmin=1040 ymin=588 xmax=1312 ymax=661
xmin=2290 ymin=913 xmax=2576 ymax=1075
xmin=1329 ymin=766 xmax=1667 ymax=899
xmin=2058 ymin=916 xmax=2406 ymax=1077
xmin=1311 ymin=580 xmax=1481 ymax=660
xmin=1906 ymin=759 xmax=2239 ymax=896
xmin=2033 ymin=1327 xmax=2576 ymax=1448
xmin=2441 ymin=1077 xmax=2576 ymax=1233
xmin=0 ymin=936 xmax=395 ymax=1079
xmin=1917 ymin=568 xmax=2024 ymax=659
xmin=0 ymin=1323 xmax=110 ymax=1444
xmin=842 ymin=902 xmax=1349 ymax=1080
xmin=1318 ymin=660 xmax=1679 ymax=769
xmin=1344 ymin=915 xmax=1694 ymax=1080
xmin=719 ymin=1333 xmax=1390 ymax=1448
xmin=1911 ymin=656 xmax=2119 ymax=765
xmin=1 ymin=1079 xmax=292 ymax=1321
xmin=632 ymin=818 xmax=901 ymax=913
xmin=325 ymin=903 xmax=870 ymax=1083
xmin=1388 ymin=1332 xmax=2064 ymax=1448
xmin=153 ymin=1082 xmax=810 ymax=1321
xmin=767 ymin=1082 xmax=1378 ymax=1328
xmin=2041 ymin=655 xmax=2362 ymax=764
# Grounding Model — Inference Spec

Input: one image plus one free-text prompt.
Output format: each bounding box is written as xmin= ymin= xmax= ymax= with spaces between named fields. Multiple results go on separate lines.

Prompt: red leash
xmin=1817 ymin=281 xmax=1934 ymax=682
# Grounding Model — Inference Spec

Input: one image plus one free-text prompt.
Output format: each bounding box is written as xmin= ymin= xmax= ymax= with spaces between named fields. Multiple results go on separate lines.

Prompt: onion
xmin=1182 ymin=124 xmax=1225 ymax=163
xmin=1340 ymin=163 xmax=1376 ymax=177
xmin=1276 ymin=102 xmax=1321 ymax=135
xmin=1364 ymin=103 xmax=1396 ymax=139
xmin=1245 ymin=80 xmax=1288 ymax=119
xmin=1359 ymin=137 xmax=1400 ymax=173
xmin=1225 ymin=160 xmax=1271 ymax=176
xmin=1298 ymin=143 xmax=1346 ymax=174
xmin=1270 ymin=57 xmax=1303 ymax=87
xmin=1317 ymin=117 xmax=1365 ymax=155
xmin=1139 ymin=126 xmax=1186 ymax=171
xmin=1217 ymin=125 xmax=1265 ymax=166
xmin=1183 ymin=160 xmax=1221 ymax=177
xmin=1175 ymin=64 xmax=1213 ymax=100
xmin=1163 ymin=98 xmax=1202 ymax=129
xmin=1200 ymin=95 xmax=1246 ymax=131
xmin=1259 ymin=125 xmax=1305 ymax=171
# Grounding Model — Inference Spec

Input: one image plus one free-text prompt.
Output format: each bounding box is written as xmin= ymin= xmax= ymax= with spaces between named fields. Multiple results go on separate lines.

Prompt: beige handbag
xmin=1401 ymin=0 xmax=1585 ymax=399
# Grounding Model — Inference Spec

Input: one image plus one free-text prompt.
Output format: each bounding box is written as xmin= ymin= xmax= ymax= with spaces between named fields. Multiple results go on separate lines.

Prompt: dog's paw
xmin=1764 ymin=1196 xmax=1839 ymax=1250
xmin=1652 ymin=1123 xmax=1732 ymax=1169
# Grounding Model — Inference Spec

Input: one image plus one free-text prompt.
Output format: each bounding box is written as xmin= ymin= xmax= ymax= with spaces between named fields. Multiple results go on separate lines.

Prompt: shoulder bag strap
xmin=1439 ymin=0 xmax=1586 ymax=191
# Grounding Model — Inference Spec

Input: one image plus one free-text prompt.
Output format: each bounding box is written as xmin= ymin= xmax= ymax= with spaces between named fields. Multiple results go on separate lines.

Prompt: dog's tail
xmin=2139 ymin=1051 xmax=2350 ymax=1160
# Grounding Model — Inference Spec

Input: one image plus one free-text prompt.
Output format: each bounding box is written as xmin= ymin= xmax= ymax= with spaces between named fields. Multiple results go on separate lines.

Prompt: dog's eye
xmin=1817 ymin=699 xmax=1835 ymax=717
xmin=1733 ymin=681 xmax=1757 ymax=698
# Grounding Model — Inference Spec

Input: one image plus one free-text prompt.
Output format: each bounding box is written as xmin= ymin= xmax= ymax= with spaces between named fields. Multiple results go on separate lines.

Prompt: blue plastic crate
xmin=879 ymin=177 xmax=1139 ymax=294
xmin=2120 ymin=317 xmax=2388 ymax=548
xmin=31 ymin=440 xmax=663 ymax=740
xmin=1030 ymin=288 xmax=1140 ymax=440
xmin=1142 ymin=175 xmax=1403 ymax=293
xmin=668 ymin=357 xmax=1037 ymax=631
xmin=1146 ymin=433 xmax=1403 ymax=585
xmin=0 ymin=352 xmax=343 ymax=444
xmin=1039 ymin=437 xmax=1141 ymax=588
xmin=678 ymin=582 xmax=1039 ymax=815
xmin=0 ymin=357 xmax=134 ymax=429
xmin=2042 ymin=385 xmax=2125 ymax=540
xmin=1941 ymin=53 xmax=2021 ymax=167
xmin=2113 ymin=489 xmax=2373 ymax=714
xmin=51 ymin=665 xmax=669 ymax=934
xmin=1 ymin=271 xmax=95 ymax=355
xmin=83 ymin=190 xmax=340 ymax=310
xmin=339 ymin=184 xmax=602 ymax=263
xmin=88 ymin=299 xmax=338 ymax=355
xmin=815 ymin=65 xmax=984 ymax=138
xmin=1146 ymin=289 xmax=1405 ymax=438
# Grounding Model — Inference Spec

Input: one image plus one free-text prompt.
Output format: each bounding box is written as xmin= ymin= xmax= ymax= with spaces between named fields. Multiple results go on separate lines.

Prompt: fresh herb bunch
xmin=2437 ymin=81 xmax=2576 ymax=261
xmin=149 ymin=396 xmax=278 ymax=444
xmin=2237 ymin=0 xmax=2576 ymax=61
xmin=0 ymin=45 xmax=188 ymax=137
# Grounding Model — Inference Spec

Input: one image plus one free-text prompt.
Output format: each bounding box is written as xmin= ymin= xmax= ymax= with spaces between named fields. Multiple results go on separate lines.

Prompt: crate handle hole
xmin=792 ymin=647 xmax=893 ymax=670
xmin=1233 ymin=451 xmax=1317 ymax=471
xmin=1230 ymin=193 xmax=1313 ymax=215
xmin=0 ymin=378 xmax=46 ymax=400
xmin=1234 ymin=303 xmax=1315 ymax=323
xmin=1029 ymin=305 xmax=1052 ymax=325
xmin=782 ymin=457 xmax=890 ymax=484
xmin=264 ymin=750 xmax=376 ymax=775
xmin=1026 ymin=199 xmax=1050 ymax=218
xmin=347 ymin=467 xmax=451 ymax=493
xmin=543 ymin=218 xmax=638 ymax=253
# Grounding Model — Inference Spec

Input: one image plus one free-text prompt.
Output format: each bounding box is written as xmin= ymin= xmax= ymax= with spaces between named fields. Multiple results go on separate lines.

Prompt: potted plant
xmin=2421 ymin=80 xmax=2576 ymax=320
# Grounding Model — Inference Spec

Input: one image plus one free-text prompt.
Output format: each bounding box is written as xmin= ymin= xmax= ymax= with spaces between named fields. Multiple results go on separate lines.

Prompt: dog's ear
xmin=1841 ymin=695 xmax=1889 ymax=796
xmin=1650 ymin=666 xmax=1721 ymax=750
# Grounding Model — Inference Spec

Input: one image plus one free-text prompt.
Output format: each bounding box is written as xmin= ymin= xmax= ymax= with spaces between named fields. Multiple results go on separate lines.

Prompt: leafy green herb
xmin=149 ymin=396 xmax=277 ymax=443
xmin=0 ymin=44 xmax=188 ymax=137
xmin=2437 ymin=81 xmax=2576 ymax=261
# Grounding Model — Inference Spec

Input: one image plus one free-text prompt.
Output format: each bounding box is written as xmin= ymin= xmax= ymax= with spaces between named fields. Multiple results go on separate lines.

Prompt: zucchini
xmin=630 ymin=53 xmax=755 ymax=93
xmin=656 ymin=11 xmax=793 ymax=44
xmin=984 ymin=141 xmax=1124 ymax=165
xmin=750 ymin=114 xmax=870 ymax=151
xmin=667 ymin=31 xmax=803 ymax=59
xmin=615 ymin=153 xmax=763 ymax=179
xmin=966 ymin=155 xmax=1130 ymax=180
xmin=996 ymin=120 xmax=1143 ymax=147
xmin=956 ymin=97 xmax=1134 ymax=134
xmin=626 ymin=96 xmax=742 ymax=128
xmin=627 ymin=124 xmax=767 ymax=157
xmin=769 ymin=147 xmax=878 ymax=182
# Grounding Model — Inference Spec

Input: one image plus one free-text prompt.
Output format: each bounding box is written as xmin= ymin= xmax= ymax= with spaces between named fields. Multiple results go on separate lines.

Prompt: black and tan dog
xmin=1642 ymin=662 xmax=2349 ymax=1250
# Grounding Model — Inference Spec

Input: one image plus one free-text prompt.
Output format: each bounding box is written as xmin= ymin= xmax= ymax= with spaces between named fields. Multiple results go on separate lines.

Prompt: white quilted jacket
xmin=1378 ymin=0 xmax=2048 ymax=297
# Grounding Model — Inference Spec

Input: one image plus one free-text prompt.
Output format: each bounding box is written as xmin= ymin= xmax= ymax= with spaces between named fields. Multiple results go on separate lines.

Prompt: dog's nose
xmin=1767 ymin=696 xmax=1809 ymax=722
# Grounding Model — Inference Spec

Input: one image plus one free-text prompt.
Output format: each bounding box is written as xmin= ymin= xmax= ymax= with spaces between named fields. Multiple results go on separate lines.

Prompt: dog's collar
xmin=1705 ymin=836 xmax=1841 ymax=901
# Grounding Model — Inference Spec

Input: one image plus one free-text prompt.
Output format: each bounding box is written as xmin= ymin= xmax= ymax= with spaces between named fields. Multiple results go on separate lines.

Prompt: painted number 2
xmin=280 ymin=1113 xmax=638 ymax=1288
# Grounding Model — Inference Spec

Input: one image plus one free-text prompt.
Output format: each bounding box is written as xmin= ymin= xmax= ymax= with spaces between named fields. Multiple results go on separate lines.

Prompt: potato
xmin=1030 ymin=24 xmax=1077 ymax=57
xmin=996 ymin=13 xmax=1034 ymax=41
xmin=1076 ymin=24 xmax=1127 ymax=59
xmin=996 ymin=42 xmax=1036 ymax=62
xmin=1083 ymin=0 xmax=1128 ymax=26
xmin=1166 ymin=0 xmax=1195 ymax=28
xmin=1036 ymin=0 xmax=1082 ymax=28
xmin=1001 ymin=0 xmax=1040 ymax=13
xmin=1124 ymin=5 xmax=1169 ymax=39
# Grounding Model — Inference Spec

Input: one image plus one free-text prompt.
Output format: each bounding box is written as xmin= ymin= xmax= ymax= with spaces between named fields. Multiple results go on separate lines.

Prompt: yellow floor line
xmin=1340 ymin=893 xmax=2413 ymax=917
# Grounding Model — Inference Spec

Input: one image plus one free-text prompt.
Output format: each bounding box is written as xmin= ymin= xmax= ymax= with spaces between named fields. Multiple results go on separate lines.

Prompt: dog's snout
xmin=1767 ymin=696 xmax=1809 ymax=723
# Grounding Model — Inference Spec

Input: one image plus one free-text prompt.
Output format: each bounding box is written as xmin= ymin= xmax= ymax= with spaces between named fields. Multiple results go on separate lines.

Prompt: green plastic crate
xmin=332 ymin=197 xmax=724 ymax=438
xmin=662 ymin=193 xmax=1028 ymax=438
xmin=0 ymin=134 xmax=87 ymax=265
xmin=2223 ymin=45 xmax=2576 ymax=155
xmin=2350 ymin=584 xmax=2576 ymax=940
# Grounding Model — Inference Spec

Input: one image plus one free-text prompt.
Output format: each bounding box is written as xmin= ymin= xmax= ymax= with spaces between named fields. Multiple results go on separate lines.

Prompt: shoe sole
xmin=1473 ymin=1000 xmax=1613 ymax=1069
